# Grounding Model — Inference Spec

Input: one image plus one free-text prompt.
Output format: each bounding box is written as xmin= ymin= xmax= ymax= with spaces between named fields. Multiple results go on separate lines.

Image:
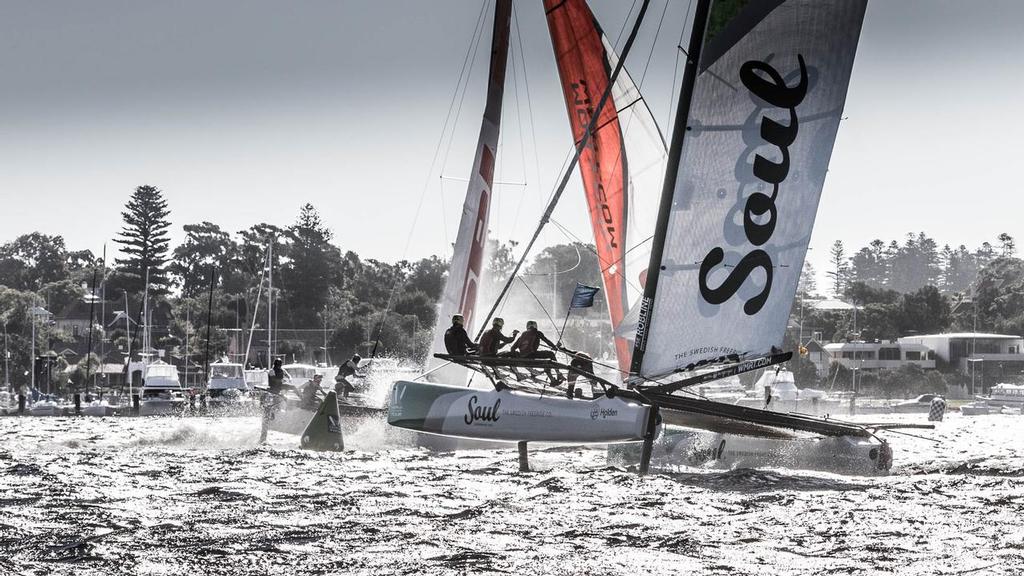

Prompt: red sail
xmin=546 ymin=0 xmax=665 ymax=373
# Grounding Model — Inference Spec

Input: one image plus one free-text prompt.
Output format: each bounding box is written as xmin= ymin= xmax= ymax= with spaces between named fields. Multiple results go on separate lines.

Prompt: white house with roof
xmin=897 ymin=333 xmax=1024 ymax=375
xmin=822 ymin=340 xmax=936 ymax=371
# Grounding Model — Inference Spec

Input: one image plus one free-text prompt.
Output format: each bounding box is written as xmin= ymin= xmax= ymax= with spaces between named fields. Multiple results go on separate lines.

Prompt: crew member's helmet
xmin=526 ymin=320 xmax=538 ymax=330
xmin=493 ymin=317 xmax=504 ymax=328
xmin=352 ymin=354 xmax=362 ymax=363
xmin=452 ymin=314 xmax=464 ymax=325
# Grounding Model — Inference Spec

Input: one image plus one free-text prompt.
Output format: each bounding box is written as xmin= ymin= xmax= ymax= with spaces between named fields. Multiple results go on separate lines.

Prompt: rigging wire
xmin=667 ymin=0 xmax=695 ymax=132
xmin=242 ymin=244 xmax=269 ymax=364
xmin=438 ymin=0 xmax=491 ymax=251
xmin=505 ymin=2 xmax=533 ymax=242
xmin=521 ymin=241 xmax=583 ymax=277
xmin=611 ymin=0 xmax=640 ymax=51
xmin=473 ymin=0 xmax=653 ymax=342
xmin=363 ymin=2 xmax=489 ymax=357
xmin=543 ymin=0 xmax=670 ymax=315
xmin=515 ymin=276 xmax=560 ymax=335
xmin=512 ymin=1 xmax=546 ymax=214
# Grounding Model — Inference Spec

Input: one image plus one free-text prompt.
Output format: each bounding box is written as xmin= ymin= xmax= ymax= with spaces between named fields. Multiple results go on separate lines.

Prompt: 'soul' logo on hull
xmin=464 ymin=395 xmax=501 ymax=425
xmin=698 ymin=55 xmax=808 ymax=316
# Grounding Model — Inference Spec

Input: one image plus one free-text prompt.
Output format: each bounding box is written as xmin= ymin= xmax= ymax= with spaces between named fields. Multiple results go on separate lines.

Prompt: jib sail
xmin=545 ymin=0 xmax=667 ymax=373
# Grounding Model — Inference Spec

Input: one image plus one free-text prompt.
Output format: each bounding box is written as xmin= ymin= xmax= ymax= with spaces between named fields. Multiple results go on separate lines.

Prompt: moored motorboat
xmin=28 ymin=396 xmax=66 ymax=417
xmin=81 ymin=397 xmax=122 ymax=416
xmin=138 ymin=361 xmax=188 ymax=416
xmin=734 ymin=369 xmax=843 ymax=415
xmin=206 ymin=362 xmax=257 ymax=415
xmin=960 ymin=401 xmax=992 ymax=416
xmin=979 ymin=383 xmax=1024 ymax=408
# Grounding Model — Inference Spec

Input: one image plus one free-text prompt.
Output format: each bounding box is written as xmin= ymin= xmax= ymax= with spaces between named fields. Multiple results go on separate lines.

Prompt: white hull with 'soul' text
xmin=389 ymin=380 xmax=649 ymax=444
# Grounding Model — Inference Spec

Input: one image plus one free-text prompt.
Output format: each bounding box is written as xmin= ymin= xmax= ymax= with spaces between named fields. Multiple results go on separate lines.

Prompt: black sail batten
xmin=473 ymin=0 xmax=652 ymax=340
xmin=627 ymin=0 xmax=712 ymax=379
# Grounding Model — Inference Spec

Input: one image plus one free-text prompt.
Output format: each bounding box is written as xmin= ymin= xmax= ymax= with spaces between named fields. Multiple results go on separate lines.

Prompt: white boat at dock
xmin=137 ymin=361 xmax=188 ymax=416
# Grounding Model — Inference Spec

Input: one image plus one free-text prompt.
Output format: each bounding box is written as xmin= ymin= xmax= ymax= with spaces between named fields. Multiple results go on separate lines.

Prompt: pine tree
xmin=998 ymin=232 xmax=1016 ymax=258
xmin=797 ymin=261 xmax=818 ymax=299
xmin=285 ymin=204 xmax=344 ymax=327
xmin=825 ymin=240 xmax=848 ymax=296
xmin=115 ymin=185 xmax=172 ymax=294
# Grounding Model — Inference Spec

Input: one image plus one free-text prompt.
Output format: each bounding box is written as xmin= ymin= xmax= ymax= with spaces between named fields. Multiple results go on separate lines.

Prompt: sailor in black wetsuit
xmin=261 ymin=358 xmax=292 ymax=443
xmin=335 ymin=354 xmax=363 ymax=398
xmin=443 ymin=314 xmax=478 ymax=356
xmin=478 ymin=317 xmax=518 ymax=357
xmin=509 ymin=320 xmax=562 ymax=383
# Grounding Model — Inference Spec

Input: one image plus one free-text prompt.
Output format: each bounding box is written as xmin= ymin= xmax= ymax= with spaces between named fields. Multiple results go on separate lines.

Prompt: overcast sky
xmin=1 ymin=0 xmax=1022 ymax=285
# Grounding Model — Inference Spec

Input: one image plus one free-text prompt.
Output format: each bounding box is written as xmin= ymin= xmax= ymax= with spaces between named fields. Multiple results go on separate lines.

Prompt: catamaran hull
xmin=608 ymin=427 xmax=891 ymax=476
xmin=388 ymin=380 xmax=649 ymax=443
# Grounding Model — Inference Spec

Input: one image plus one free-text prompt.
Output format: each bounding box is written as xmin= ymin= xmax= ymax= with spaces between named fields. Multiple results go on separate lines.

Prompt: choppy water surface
xmin=1 ymin=412 xmax=1022 ymax=575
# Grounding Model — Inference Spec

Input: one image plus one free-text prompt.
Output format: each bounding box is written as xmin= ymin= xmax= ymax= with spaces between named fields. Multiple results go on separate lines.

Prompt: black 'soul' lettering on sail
xmin=698 ymin=55 xmax=808 ymax=315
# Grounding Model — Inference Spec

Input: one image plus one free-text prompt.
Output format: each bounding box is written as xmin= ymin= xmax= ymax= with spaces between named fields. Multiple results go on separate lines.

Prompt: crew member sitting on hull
xmin=509 ymin=320 xmax=562 ymax=383
xmin=477 ymin=317 xmax=518 ymax=357
xmin=443 ymin=314 xmax=478 ymax=356
xmin=335 ymin=354 xmax=364 ymax=399
xmin=560 ymin=347 xmax=595 ymax=399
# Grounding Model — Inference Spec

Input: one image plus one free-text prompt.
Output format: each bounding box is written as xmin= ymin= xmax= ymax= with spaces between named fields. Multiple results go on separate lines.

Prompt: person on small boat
xmin=300 ymin=374 xmax=323 ymax=409
xmin=268 ymin=358 xmax=287 ymax=395
xmin=444 ymin=314 xmax=478 ymax=356
xmin=335 ymin=354 xmax=363 ymax=398
xmin=477 ymin=317 xmax=518 ymax=357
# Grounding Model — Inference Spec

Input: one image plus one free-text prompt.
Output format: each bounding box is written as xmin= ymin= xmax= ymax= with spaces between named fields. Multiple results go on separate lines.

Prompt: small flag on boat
xmin=569 ymin=284 xmax=600 ymax=309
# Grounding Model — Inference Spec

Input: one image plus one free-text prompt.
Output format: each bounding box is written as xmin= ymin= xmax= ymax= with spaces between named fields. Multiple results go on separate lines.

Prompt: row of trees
xmin=0 ymin=185 xmax=609 ymax=392
xmin=824 ymin=232 xmax=1016 ymax=296
xmin=801 ymin=256 xmax=1024 ymax=347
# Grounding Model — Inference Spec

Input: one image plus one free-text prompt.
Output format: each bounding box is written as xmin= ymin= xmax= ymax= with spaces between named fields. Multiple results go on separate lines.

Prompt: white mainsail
xmin=632 ymin=0 xmax=869 ymax=379
xmin=429 ymin=0 xmax=512 ymax=382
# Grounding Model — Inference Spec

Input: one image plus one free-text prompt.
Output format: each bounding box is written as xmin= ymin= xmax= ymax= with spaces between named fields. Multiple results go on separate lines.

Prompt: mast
xmin=99 ymin=245 xmax=106 ymax=394
xmin=185 ymin=307 xmax=190 ymax=387
xmin=628 ymin=0 xmax=711 ymax=378
xmin=204 ymin=266 xmax=216 ymax=386
xmin=267 ymin=239 xmax=273 ymax=367
xmin=429 ymin=0 xmax=512 ymax=378
xmin=124 ymin=290 xmax=131 ymax=398
xmin=142 ymin=268 xmax=150 ymax=357
xmin=242 ymin=243 xmax=268 ymax=366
